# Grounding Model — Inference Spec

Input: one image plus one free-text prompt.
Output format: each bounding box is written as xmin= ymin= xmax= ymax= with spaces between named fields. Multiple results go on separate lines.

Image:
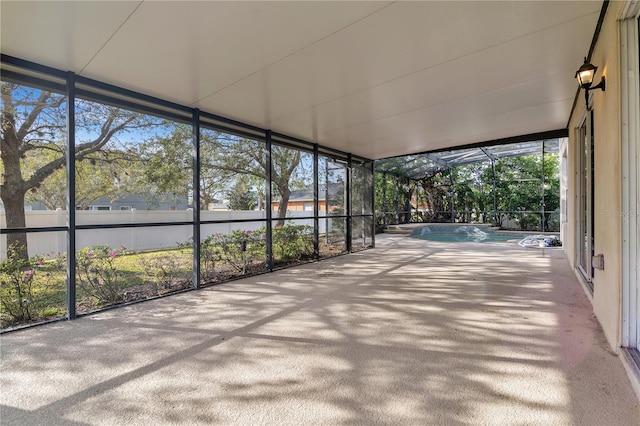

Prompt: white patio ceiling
xmin=1 ymin=1 xmax=601 ymax=160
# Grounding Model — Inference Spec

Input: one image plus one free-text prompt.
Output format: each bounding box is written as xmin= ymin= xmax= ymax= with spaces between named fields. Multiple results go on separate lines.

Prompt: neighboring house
xmin=272 ymin=190 xmax=316 ymax=212
xmin=0 ymin=194 xmax=190 ymax=212
xmin=206 ymin=199 xmax=230 ymax=211
xmin=78 ymin=194 xmax=189 ymax=211
xmin=0 ymin=201 xmax=48 ymax=211
xmin=271 ymin=183 xmax=345 ymax=212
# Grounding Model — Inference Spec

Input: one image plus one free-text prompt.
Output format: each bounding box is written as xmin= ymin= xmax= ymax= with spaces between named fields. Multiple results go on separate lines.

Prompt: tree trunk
xmin=1 ymin=115 xmax=29 ymax=261
xmin=275 ymin=186 xmax=291 ymax=226
xmin=1 ymin=186 xmax=29 ymax=260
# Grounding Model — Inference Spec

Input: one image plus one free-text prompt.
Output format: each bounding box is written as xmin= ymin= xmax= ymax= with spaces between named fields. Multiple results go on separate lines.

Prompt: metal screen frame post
xmin=66 ymin=72 xmax=76 ymax=320
xmin=325 ymin=157 xmax=330 ymax=244
xmin=541 ymin=140 xmax=546 ymax=232
xmin=394 ymin=176 xmax=400 ymax=225
xmin=491 ymin=160 xmax=498 ymax=226
xmin=449 ymin=170 xmax=455 ymax=223
xmin=313 ymin=144 xmax=319 ymax=259
xmin=192 ymin=109 xmax=201 ymax=288
xmin=382 ymin=172 xmax=387 ymax=228
xmin=265 ymin=130 xmax=273 ymax=271
xmin=346 ymin=154 xmax=353 ymax=252
xmin=406 ymin=178 xmax=412 ymax=223
xmin=370 ymin=160 xmax=376 ymax=248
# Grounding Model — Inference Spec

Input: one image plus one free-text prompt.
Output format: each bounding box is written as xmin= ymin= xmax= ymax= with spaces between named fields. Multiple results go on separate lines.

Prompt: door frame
xmin=576 ymin=108 xmax=594 ymax=292
xmin=621 ymin=7 xmax=640 ymax=351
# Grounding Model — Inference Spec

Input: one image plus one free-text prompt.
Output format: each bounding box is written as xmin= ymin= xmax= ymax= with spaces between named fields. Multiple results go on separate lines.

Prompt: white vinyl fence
xmin=1 ymin=210 xmax=334 ymax=258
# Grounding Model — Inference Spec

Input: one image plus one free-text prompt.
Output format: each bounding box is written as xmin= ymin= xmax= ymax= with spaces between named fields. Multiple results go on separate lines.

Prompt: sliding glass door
xmin=577 ymin=112 xmax=594 ymax=292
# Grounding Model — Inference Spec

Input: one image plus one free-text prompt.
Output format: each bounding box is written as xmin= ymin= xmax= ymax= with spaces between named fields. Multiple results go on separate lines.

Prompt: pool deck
xmin=1 ymin=234 xmax=639 ymax=425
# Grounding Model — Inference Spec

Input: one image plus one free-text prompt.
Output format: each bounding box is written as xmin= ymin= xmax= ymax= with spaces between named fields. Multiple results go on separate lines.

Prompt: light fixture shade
xmin=575 ymin=57 xmax=597 ymax=89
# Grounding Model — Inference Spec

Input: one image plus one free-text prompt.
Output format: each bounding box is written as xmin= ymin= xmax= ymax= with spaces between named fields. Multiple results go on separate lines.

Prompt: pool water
xmin=410 ymin=225 xmax=528 ymax=243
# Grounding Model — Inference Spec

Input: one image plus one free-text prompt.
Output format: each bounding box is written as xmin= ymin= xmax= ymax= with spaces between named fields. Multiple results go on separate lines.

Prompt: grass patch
xmin=2 ymin=232 xmax=349 ymax=329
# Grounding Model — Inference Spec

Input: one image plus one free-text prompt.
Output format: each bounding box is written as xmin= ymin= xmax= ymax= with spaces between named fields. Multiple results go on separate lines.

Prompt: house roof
xmin=274 ymin=183 xmax=343 ymax=202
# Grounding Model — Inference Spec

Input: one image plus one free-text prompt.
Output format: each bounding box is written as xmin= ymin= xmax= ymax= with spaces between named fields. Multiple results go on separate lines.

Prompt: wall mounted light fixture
xmin=575 ymin=57 xmax=605 ymax=111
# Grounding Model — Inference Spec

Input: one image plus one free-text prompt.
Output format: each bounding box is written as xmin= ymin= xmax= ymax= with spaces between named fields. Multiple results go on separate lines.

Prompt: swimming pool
xmin=410 ymin=225 xmax=528 ymax=243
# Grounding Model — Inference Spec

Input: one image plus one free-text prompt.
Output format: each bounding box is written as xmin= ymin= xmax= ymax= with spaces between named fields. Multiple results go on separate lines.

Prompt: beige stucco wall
xmin=566 ymin=1 xmax=623 ymax=352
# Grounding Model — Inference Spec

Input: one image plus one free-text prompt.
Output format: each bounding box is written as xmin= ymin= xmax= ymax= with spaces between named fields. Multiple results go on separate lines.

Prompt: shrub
xmin=272 ymin=223 xmax=313 ymax=262
xmin=0 ymin=244 xmax=39 ymax=325
xmin=200 ymin=229 xmax=266 ymax=282
xmin=199 ymin=223 xmax=314 ymax=282
xmin=76 ymin=245 xmax=127 ymax=306
xmin=139 ymin=251 xmax=190 ymax=293
xmin=0 ymin=247 xmax=68 ymax=327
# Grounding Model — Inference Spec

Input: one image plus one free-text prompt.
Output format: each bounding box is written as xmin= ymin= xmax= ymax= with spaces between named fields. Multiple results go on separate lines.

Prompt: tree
xmin=542 ymin=153 xmax=561 ymax=231
xmin=227 ymin=176 xmax=257 ymax=211
xmin=376 ymin=151 xmax=561 ymax=230
xmin=25 ymin=148 xmax=143 ymax=210
xmin=200 ymin=131 xmax=302 ymax=224
xmin=141 ymin=127 xmax=304 ymax=219
xmin=2 ymin=83 xmax=64 ymax=260
xmin=268 ymin=145 xmax=303 ymax=221
xmin=452 ymin=163 xmax=491 ymax=223
xmin=139 ymin=124 xmax=199 ymax=207
xmin=481 ymin=154 xmax=559 ymax=230
xmin=414 ymin=173 xmax=449 ymax=223
xmin=1 ymin=82 xmax=155 ymax=260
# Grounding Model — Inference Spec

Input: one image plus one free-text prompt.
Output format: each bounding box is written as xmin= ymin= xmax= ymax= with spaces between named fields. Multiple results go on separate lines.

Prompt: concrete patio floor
xmin=1 ymin=234 xmax=639 ymax=425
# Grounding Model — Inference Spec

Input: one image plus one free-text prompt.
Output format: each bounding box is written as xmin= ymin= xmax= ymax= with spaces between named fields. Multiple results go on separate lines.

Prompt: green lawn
xmin=2 ymin=232 xmax=350 ymax=329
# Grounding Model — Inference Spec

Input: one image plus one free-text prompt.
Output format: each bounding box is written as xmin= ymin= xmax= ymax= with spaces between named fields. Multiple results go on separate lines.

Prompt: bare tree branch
xmin=17 ymin=92 xmax=64 ymax=142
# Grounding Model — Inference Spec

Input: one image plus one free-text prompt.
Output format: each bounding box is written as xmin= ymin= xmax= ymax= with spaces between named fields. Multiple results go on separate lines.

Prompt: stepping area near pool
xmin=1 ymin=234 xmax=638 ymax=425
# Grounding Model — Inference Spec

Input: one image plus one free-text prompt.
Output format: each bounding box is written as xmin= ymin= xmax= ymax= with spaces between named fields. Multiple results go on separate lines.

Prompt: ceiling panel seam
xmin=309 ymin=69 xmax=579 ymax=138
xmin=265 ymin=10 xmax=601 ymax=125
xmin=320 ymin=95 xmax=574 ymax=141
xmin=271 ymin=63 xmax=581 ymax=131
xmin=79 ymin=1 xmax=144 ymax=74
xmin=194 ymin=1 xmax=396 ymax=105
